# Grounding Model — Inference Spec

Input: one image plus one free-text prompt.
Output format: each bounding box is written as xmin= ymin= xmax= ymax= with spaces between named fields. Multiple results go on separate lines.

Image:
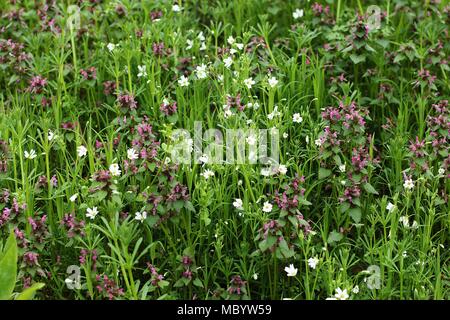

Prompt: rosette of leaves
xmin=173 ymin=247 xmax=204 ymax=289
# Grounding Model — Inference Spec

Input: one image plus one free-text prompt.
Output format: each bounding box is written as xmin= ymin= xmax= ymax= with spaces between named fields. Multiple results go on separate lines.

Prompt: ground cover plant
xmin=0 ymin=0 xmax=449 ymax=300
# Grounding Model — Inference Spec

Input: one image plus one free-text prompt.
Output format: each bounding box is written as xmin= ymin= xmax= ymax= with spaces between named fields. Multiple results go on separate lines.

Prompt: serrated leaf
xmin=363 ymin=182 xmax=379 ymax=195
xmin=318 ymin=167 xmax=332 ymax=179
xmin=327 ymin=230 xmax=343 ymax=244
xmin=349 ymin=207 xmax=362 ymax=223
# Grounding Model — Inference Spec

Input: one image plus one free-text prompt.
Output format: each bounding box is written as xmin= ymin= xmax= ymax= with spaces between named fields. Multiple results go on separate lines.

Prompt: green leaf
xmin=318 ymin=167 xmax=332 ymax=179
xmin=350 ymin=54 xmax=366 ymax=64
xmin=327 ymin=231 xmax=343 ymax=244
xmin=349 ymin=207 xmax=362 ymax=223
xmin=15 ymin=283 xmax=45 ymax=300
xmin=193 ymin=278 xmax=204 ymax=288
xmin=0 ymin=232 xmax=18 ymax=300
xmin=363 ymin=182 xmax=379 ymax=195
xmin=259 ymin=236 xmax=277 ymax=252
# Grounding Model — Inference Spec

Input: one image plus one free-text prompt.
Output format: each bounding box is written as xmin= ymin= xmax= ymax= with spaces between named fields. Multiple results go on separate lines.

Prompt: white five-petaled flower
xmin=244 ymin=77 xmax=255 ymax=89
xmin=278 ymin=164 xmax=288 ymax=175
xmin=127 ymin=148 xmax=139 ymax=160
xmin=338 ymin=164 xmax=346 ymax=173
xmin=107 ymin=43 xmax=116 ymax=52
xmin=386 ymin=202 xmax=396 ymax=212
xmin=195 ymin=64 xmax=208 ymax=79
xmin=109 ymin=163 xmax=121 ymax=177
xmin=403 ymin=178 xmax=414 ymax=190
xmin=135 ymin=211 xmax=147 ymax=223
xmin=293 ymin=113 xmax=303 ymax=123
xmin=227 ymin=36 xmax=235 ymax=45
xmin=201 ymin=169 xmax=215 ymax=180
xmin=48 ymin=130 xmax=55 ymax=141
xmin=186 ymin=39 xmax=193 ymax=50
xmin=24 ymin=149 xmax=37 ymax=160
xmin=137 ymin=65 xmax=147 ymax=78
xmin=252 ymin=273 xmax=258 ymax=280
xmin=333 ymin=288 xmax=349 ymax=300
xmin=223 ymin=56 xmax=233 ymax=69
xmin=438 ymin=167 xmax=445 ymax=175
xmin=233 ymin=198 xmax=243 ymax=210
xmin=86 ymin=207 xmax=99 ymax=220
xmin=293 ymin=8 xmax=304 ymax=19
xmin=352 ymin=285 xmax=359 ymax=294
xmin=77 ymin=145 xmax=87 ymax=157
xmin=69 ymin=194 xmax=78 ymax=202
xmin=399 ymin=215 xmax=409 ymax=228
xmin=178 ymin=75 xmax=189 ymax=87
xmin=262 ymin=201 xmax=273 ymax=213
xmin=308 ymin=257 xmax=320 ymax=269
xmin=246 ymin=134 xmax=257 ymax=146
xmin=268 ymin=76 xmax=279 ymax=88
xmin=198 ymin=154 xmax=209 ymax=164
xmin=172 ymin=4 xmax=182 ymax=12
xmin=284 ymin=264 xmax=298 ymax=277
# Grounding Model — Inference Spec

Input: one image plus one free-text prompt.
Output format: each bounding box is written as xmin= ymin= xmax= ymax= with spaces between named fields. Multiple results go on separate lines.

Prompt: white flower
xmin=107 ymin=43 xmax=116 ymax=52
xmin=48 ymin=130 xmax=55 ymax=141
xmin=135 ymin=211 xmax=147 ymax=223
xmin=178 ymin=75 xmax=189 ymax=87
xmin=307 ymin=257 xmax=319 ymax=269
xmin=195 ymin=64 xmax=208 ymax=79
xmin=24 ymin=149 xmax=37 ymax=160
xmin=69 ymin=194 xmax=78 ymax=202
xmin=315 ymin=138 xmax=323 ymax=146
xmin=235 ymin=43 xmax=244 ymax=50
xmin=186 ymin=39 xmax=193 ymax=50
xmin=267 ymin=106 xmax=281 ymax=120
xmin=438 ymin=167 xmax=445 ymax=175
xmin=127 ymin=148 xmax=139 ymax=160
xmin=198 ymin=154 xmax=209 ymax=164
xmin=233 ymin=198 xmax=243 ymax=210
xmin=411 ymin=220 xmax=419 ymax=229
xmin=261 ymin=168 xmax=271 ymax=177
xmin=223 ymin=56 xmax=233 ymax=69
xmin=399 ymin=216 xmax=410 ymax=228
xmin=109 ymin=163 xmax=121 ymax=177
xmin=283 ymin=132 xmax=289 ymax=139
xmin=77 ymin=145 xmax=87 ymax=157
xmin=333 ymin=287 xmax=349 ymax=300
xmin=244 ymin=77 xmax=255 ymax=89
xmin=246 ymin=134 xmax=257 ymax=146
xmin=402 ymin=251 xmax=408 ymax=258
xmin=386 ymin=202 xmax=396 ymax=212
xmin=197 ymin=31 xmax=205 ymax=42
xmin=403 ymin=178 xmax=414 ymax=190
xmin=137 ymin=65 xmax=147 ymax=78
xmin=227 ymin=36 xmax=235 ymax=45
xmin=278 ymin=164 xmax=288 ymax=175
xmin=293 ymin=9 xmax=304 ymax=19
xmin=199 ymin=41 xmax=206 ymax=51
xmin=172 ymin=4 xmax=182 ymax=12
xmin=352 ymin=285 xmax=359 ymax=294
xmin=201 ymin=169 xmax=215 ymax=180
xmin=262 ymin=201 xmax=273 ymax=213
xmin=284 ymin=264 xmax=298 ymax=277
xmin=86 ymin=207 xmax=99 ymax=220
xmin=268 ymin=76 xmax=278 ymax=88
xmin=252 ymin=273 xmax=258 ymax=280
xmin=339 ymin=164 xmax=346 ymax=173
xmin=293 ymin=113 xmax=303 ymax=123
